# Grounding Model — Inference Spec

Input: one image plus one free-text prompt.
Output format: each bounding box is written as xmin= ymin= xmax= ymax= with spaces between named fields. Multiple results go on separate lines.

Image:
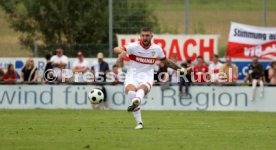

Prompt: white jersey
xmin=72 ymin=59 xmax=89 ymax=82
xmin=50 ymin=55 xmax=69 ymax=77
xmin=124 ymin=41 xmax=165 ymax=89
xmin=50 ymin=55 xmax=69 ymax=66
xmin=124 ymin=41 xmax=165 ymax=73
xmin=72 ymin=60 xmax=89 ymax=71
xmin=209 ymin=62 xmax=223 ymax=82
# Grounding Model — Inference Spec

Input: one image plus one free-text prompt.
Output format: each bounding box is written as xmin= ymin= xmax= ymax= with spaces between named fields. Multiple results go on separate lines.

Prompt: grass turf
xmin=0 ymin=110 xmax=275 ymax=150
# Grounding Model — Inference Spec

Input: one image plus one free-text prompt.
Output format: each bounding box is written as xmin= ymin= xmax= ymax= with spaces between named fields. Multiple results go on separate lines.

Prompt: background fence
xmin=1 ymin=0 xmax=276 ymax=57
xmin=113 ymin=0 xmax=276 ymax=57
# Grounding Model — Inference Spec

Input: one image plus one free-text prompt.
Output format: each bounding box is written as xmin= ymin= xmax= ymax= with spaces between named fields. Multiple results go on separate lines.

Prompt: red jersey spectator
xmin=193 ymin=56 xmax=209 ymax=83
xmin=3 ymin=64 xmax=19 ymax=83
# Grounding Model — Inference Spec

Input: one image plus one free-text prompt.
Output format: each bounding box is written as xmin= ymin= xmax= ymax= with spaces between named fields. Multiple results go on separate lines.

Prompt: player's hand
xmin=117 ymin=51 xmax=126 ymax=63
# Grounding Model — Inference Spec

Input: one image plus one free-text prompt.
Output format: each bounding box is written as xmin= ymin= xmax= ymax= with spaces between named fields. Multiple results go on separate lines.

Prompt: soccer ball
xmin=88 ymin=89 xmax=104 ymax=104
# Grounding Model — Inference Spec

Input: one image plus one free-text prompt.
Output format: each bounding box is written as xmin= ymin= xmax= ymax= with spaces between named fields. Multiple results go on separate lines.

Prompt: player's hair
xmin=140 ymin=27 xmax=152 ymax=33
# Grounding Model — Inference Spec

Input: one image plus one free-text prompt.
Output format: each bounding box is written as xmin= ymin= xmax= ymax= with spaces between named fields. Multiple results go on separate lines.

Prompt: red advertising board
xmin=117 ymin=34 xmax=218 ymax=62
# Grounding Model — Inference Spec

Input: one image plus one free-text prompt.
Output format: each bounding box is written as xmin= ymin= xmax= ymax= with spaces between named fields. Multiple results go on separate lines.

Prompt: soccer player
xmin=114 ymin=27 xmax=190 ymax=129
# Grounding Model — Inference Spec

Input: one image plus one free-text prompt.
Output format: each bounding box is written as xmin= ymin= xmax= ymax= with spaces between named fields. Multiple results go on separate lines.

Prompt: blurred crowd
xmin=1 ymin=48 xmax=276 ymax=86
xmin=155 ymin=54 xmax=276 ymax=99
xmin=1 ymin=48 xmax=276 ymax=103
xmin=0 ymin=48 xmax=276 ymax=89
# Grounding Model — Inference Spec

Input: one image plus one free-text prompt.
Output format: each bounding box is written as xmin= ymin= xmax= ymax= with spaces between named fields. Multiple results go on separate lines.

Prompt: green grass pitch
xmin=0 ymin=110 xmax=275 ymax=150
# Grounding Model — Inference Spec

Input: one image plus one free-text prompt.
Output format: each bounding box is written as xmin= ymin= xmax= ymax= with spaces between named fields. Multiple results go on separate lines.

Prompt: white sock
xmin=136 ymin=89 xmax=145 ymax=101
xmin=252 ymin=79 xmax=257 ymax=99
xmin=133 ymin=108 xmax=143 ymax=124
xmin=128 ymin=90 xmax=143 ymax=124
xmin=127 ymin=91 xmax=136 ymax=105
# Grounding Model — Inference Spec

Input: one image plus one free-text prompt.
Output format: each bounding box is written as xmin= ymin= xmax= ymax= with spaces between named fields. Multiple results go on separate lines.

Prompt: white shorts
xmin=124 ymin=71 xmax=153 ymax=92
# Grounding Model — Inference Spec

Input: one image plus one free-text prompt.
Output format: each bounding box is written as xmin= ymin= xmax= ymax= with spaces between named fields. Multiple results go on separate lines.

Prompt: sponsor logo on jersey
xmin=129 ymin=54 xmax=157 ymax=64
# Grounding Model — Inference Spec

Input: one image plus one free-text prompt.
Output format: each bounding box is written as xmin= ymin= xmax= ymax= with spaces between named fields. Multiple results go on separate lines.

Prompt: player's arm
xmin=114 ymin=46 xmax=127 ymax=63
xmin=158 ymin=46 xmax=191 ymax=73
xmin=161 ymin=59 xmax=192 ymax=74
xmin=162 ymin=59 xmax=181 ymax=70
xmin=113 ymin=46 xmax=125 ymax=54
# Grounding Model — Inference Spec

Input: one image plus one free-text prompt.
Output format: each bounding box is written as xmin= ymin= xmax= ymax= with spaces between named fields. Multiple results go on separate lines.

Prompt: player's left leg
xmin=131 ymin=83 xmax=151 ymax=129
xmin=128 ymin=84 xmax=149 ymax=112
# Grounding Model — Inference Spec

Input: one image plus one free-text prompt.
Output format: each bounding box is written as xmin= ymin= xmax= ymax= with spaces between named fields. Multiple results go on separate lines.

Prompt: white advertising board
xmin=0 ymin=85 xmax=275 ymax=112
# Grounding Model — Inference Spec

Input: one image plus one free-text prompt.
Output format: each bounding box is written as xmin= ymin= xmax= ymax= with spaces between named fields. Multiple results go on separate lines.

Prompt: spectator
xmin=91 ymin=52 xmax=110 ymax=82
xmin=20 ymin=58 xmax=38 ymax=83
xmin=0 ymin=68 xmax=4 ymax=82
xmin=179 ymin=60 xmax=192 ymax=97
xmin=244 ymin=56 xmax=264 ymax=101
xmin=269 ymin=61 xmax=276 ymax=84
xmin=209 ymin=54 xmax=223 ymax=83
xmin=193 ymin=56 xmax=209 ymax=83
xmin=3 ymin=64 xmax=19 ymax=84
xmin=107 ymin=64 xmax=120 ymax=84
xmin=157 ymin=61 xmax=169 ymax=89
xmin=117 ymin=61 xmax=127 ymax=74
xmin=220 ymin=57 xmax=238 ymax=83
xmin=168 ymin=55 xmax=179 ymax=83
xmin=72 ymin=51 xmax=90 ymax=82
xmin=264 ymin=67 xmax=270 ymax=83
xmin=42 ymin=53 xmax=54 ymax=83
xmin=90 ymin=52 xmax=109 ymax=110
xmin=50 ymin=48 xmax=69 ymax=81
xmin=157 ymin=61 xmax=169 ymax=82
